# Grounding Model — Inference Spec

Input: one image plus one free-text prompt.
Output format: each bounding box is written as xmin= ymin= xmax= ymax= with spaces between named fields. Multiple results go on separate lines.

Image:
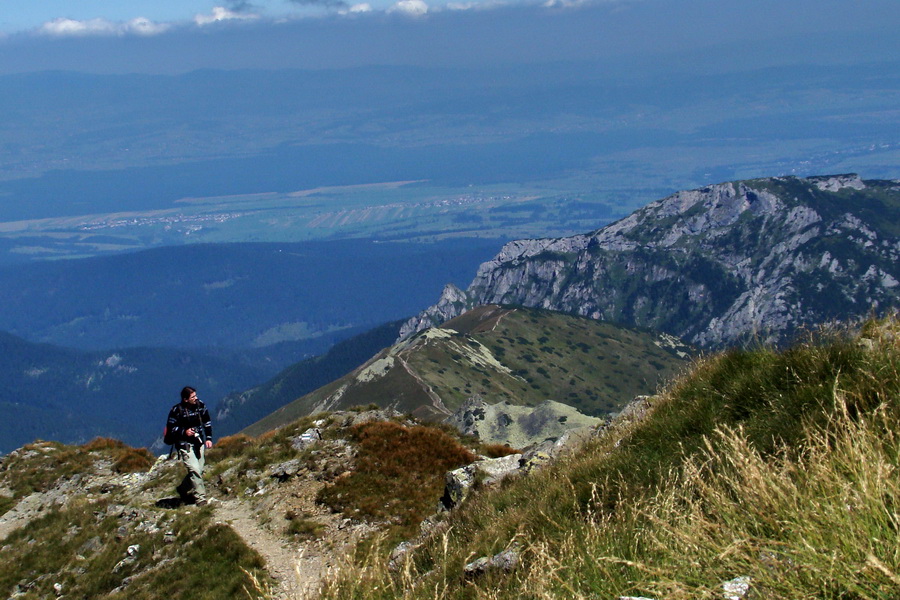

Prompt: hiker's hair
xmin=181 ymin=386 xmax=196 ymax=401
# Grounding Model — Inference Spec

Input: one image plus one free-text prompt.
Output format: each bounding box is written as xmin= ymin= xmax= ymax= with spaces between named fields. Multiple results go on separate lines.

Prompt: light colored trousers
xmin=178 ymin=444 xmax=206 ymax=501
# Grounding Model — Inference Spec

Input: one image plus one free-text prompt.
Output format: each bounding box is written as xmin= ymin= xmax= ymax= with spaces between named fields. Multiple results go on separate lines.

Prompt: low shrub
xmin=111 ymin=446 xmax=154 ymax=473
xmin=318 ymin=420 xmax=476 ymax=541
xmin=478 ymin=443 xmax=521 ymax=458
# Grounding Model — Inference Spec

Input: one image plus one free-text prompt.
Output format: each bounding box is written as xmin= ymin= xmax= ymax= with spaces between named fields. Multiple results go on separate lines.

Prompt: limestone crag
xmin=397 ymin=283 xmax=470 ymax=341
xmin=448 ymin=397 xmax=602 ymax=448
xmin=402 ymin=174 xmax=900 ymax=348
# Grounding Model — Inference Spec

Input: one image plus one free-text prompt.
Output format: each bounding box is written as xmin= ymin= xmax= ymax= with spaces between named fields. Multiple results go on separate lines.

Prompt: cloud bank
xmin=6 ymin=0 xmax=897 ymax=74
xmin=32 ymin=0 xmax=505 ymax=37
xmin=39 ymin=16 xmax=172 ymax=37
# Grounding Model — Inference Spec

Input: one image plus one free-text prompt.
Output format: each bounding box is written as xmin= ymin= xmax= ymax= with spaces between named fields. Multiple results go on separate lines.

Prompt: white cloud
xmin=38 ymin=17 xmax=171 ymax=37
xmin=194 ymin=6 xmax=261 ymax=26
xmin=444 ymin=0 xmax=511 ymax=10
xmin=543 ymin=0 xmax=605 ymax=7
xmin=125 ymin=17 xmax=172 ymax=36
xmin=345 ymin=4 xmax=374 ymax=13
xmin=389 ymin=0 xmax=429 ymax=16
xmin=40 ymin=18 xmax=118 ymax=36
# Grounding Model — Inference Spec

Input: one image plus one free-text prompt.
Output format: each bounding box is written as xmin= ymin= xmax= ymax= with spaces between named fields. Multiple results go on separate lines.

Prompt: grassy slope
xmin=320 ymin=315 xmax=900 ymax=599
xmin=3 ymin=316 xmax=897 ymax=600
xmin=243 ymin=307 xmax=691 ymax=435
xmin=215 ymin=320 xmax=405 ymax=437
xmin=0 ymin=439 xmax=272 ymax=600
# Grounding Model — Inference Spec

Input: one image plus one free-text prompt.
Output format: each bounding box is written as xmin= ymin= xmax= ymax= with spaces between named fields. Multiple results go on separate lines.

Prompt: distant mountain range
xmin=0 ymin=331 xmax=270 ymax=454
xmin=403 ymin=174 xmax=900 ymax=349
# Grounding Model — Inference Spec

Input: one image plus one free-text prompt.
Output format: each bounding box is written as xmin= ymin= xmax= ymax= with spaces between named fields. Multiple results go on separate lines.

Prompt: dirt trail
xmin=214 ymin=499 xmax=327 ymax=600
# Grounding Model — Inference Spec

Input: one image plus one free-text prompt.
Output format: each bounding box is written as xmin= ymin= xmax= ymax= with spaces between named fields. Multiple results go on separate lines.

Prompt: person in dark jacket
xmin=167 ymin=386 xmax=213 ymax=505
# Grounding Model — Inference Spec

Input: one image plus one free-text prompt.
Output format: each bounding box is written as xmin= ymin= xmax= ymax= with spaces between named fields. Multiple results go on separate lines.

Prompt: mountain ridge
xmin=241 ymin=306 xmax=691 ymax=441
xmin=401 ymin=174 xmax=900 ymax=348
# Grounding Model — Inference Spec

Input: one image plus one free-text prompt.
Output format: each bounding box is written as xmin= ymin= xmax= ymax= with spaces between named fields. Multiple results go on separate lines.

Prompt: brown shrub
xmin=112 ymin=447 xmax=154 ymax=473
xmin=82 ymin=437 xmax=128 ymax=451
xmin=318 ymin=421 xmax=476 ymax=537
xmin=211 ymin=434 xmax=255 ymax=459
xmin=257 ymin=429 xmax=278 ymax=443
xmin=479 ymin=443 xmax=521 ymax=458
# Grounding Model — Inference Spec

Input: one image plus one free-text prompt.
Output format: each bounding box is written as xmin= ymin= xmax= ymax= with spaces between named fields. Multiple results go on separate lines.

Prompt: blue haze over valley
xmin=0 ymin=0 xmax=898 ymax=451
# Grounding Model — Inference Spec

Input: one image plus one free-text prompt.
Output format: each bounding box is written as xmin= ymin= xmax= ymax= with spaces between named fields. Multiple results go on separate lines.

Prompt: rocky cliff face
xmin=403 ymin=174 xmax=900 ymax=348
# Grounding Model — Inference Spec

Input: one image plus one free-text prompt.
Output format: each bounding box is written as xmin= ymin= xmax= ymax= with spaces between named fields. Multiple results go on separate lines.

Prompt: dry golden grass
xmin=313 ymin=316 xmax=900 ymax=600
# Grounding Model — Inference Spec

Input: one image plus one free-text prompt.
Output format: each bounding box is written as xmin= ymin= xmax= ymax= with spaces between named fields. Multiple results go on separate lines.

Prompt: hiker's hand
xmin=185 ymin=428 xmax=195 ymax=437
xmin=205 ymin=440 xmax=213 ymax=449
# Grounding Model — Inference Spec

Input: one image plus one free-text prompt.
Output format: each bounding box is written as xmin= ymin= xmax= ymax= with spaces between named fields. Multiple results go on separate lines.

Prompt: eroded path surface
xmin=214 ymin=498 xmax=326 ymax=600
xmin=210 ymin=468 xmax=377 ymax=600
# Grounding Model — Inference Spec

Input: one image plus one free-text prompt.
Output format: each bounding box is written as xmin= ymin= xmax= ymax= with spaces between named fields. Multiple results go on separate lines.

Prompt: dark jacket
xmin=166 ymin=400 xmax=213 ymax=447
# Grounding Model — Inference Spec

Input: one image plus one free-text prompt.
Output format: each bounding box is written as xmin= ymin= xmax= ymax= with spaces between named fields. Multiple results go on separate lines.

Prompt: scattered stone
xmin=489 ymin=548 xmax=520 ymax=571
xmin=78 ymin=536 xmax=103 ymax=555
xmin=519 ymin=448 xmax=552 ymax=473
xmin=463 ymin=556 xmax=491 ymax=577
xmin=463 ymin=548 xmax=520 ymax=578
xmin=291 ymin=428 xmax=322 ymax=451
xmin=136 ymin=520 xmax=161 ymax=534
xmin=616 ymin=396 xmax=655 ymax=422
xmin=439 ymin=465 xmax=475 ymax=511
xmin=440 ymin=454 xmax=524 ymax=510
xmin=721 ymin=576 xmax=751 ymax=599
xmin=475 ymin=454 xmax=521 ymax=486
xmin=388 ymin=541 xmax=416 ymax=572
xmin=112 ymin=553 xmax=137 ymax=573
xmin=269 ymin=459 xmax=303 ymax=481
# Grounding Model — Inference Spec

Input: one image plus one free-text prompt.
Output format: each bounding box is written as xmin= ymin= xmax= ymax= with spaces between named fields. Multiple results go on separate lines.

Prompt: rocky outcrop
xmin=397 ymin=283 xmax=470 ymax=341
xmin=402 ymin=174 xmax=900 ymax=348
xmin=448 ymin=397 xmax=602 ymax=448
xmin=439 ymin=454 xmax=522 ymax=510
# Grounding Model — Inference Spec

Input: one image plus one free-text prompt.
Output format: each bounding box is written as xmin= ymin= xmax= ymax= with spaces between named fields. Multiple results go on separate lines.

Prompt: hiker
xmin=166 ymin=386 xmax=214 ymax=505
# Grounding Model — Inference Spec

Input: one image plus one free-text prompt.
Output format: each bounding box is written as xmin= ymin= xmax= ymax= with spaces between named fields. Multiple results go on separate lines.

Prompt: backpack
xmin=163 ymin=425 xmax=177 ymax=445
xmin=163 ymin=404 xmax=181 ymax=445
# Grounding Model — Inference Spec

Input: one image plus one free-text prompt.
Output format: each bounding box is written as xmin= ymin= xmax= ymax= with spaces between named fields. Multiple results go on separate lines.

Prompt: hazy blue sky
xmin=1 ymin=0 xmax=898 ymax=73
